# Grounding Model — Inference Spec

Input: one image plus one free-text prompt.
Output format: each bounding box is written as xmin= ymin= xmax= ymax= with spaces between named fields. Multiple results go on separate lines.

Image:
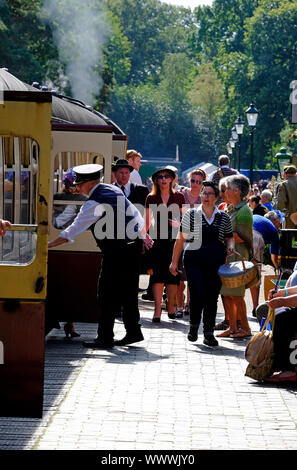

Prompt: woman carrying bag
xmin=170 ymin=181 xmax=234 ymax=347
xmin=216 ymin=174 xmax=253 ymax=339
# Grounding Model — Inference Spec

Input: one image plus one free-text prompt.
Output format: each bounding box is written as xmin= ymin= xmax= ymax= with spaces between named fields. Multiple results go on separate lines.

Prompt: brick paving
xmin=1 ymin=268 xmax=297 ymax=451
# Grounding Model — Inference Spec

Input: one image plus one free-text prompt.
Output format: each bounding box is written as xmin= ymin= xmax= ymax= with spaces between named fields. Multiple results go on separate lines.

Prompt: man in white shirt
xmin=48 ymin=164 xmax=153 ymax=348
xmin=126 ymin=149 xmax=143 ymax=185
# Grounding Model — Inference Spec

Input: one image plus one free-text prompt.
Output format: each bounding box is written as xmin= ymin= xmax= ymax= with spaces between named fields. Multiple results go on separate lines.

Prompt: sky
xmin=161 ymin=0 xmax=213 ymax=9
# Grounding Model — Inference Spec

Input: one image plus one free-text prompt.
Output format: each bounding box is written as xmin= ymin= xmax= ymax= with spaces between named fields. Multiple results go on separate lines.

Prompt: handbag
xmin=245 ymin=307 xmax=275 ymax=381
xmin=218 ymin=251 xmax=259 ymax=289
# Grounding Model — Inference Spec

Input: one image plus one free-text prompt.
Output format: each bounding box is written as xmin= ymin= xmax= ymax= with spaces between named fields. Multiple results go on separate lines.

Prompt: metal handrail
xmin=5 ymin=224 xmax=38 ymax=232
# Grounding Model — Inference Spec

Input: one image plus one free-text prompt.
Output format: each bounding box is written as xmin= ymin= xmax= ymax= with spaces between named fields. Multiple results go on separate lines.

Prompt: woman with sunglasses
xmin=182 ymin=169 xmax=206 ymax=207
xmin=170 ymin=181 xmax=234 ymax=346
xmin=145 ymin=167 xmax=185 ymax=322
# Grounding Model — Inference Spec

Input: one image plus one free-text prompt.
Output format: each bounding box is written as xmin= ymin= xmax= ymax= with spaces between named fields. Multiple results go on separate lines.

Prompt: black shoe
xmin=252 ymin=308 xmax=257 ymax=317
xmin=152 ymin=316 xmax=161 ymax=323
xmin=168 ymin=313 xmax=176 ymax=320
xmin=64 ymin=323 xmax=80 ymax=338
xmin=175 ymin=310 xmax=183 ymax=319
xmin=83 ymin=339 xmax=114 ymax=349
xmin=142 ymin=293 xmax=154 ymax=301
xmin=187 ymin=326 xmax=198 ymax=342
xmin=203 ymin=334 xmax=218 ymax=347
xmin=113 ymin=330 xmax=144 ymax=346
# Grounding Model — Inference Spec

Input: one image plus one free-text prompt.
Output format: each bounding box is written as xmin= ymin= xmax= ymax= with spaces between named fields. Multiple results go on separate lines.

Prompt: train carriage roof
xmin=0 ymin=68 xmax=126 ymax=137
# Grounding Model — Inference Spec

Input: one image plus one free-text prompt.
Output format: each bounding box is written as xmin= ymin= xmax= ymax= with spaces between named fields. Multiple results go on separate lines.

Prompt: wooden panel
xmin=264 ymin=275 xmax=278 ymax=300
xmin=46 ymin=251 xmax=103 ymax=330
xmin=0 ymin=301 xmax=45 ymax=418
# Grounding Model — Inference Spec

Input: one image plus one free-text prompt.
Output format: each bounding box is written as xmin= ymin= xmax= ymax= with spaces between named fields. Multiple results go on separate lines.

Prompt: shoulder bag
xmin=245 ymin=307 xmax=275 ymax=381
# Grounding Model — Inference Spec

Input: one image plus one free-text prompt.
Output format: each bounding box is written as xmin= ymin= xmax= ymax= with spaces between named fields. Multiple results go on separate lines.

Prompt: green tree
xmin=107 ymin=0 xmax=195 ymax=84
xmin=239 ymin=0 xmax=297 ymax=165
xmin=108 ymin=53 xmax=204 ymax=161
xmin=189 ymin=63 xmax=226 ymax=159
xmin=0 ymin=0 xmax=55 ymax=84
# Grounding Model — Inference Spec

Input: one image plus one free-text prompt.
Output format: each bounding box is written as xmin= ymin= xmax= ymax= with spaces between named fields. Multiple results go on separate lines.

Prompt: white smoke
xmin=41 ymin=0 xmax=110 ymax=106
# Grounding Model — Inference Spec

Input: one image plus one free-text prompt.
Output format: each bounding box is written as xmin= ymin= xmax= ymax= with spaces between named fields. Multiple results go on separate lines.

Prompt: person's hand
xmin=267 ymin=296 xmax=285 ymax=309
xmin=267 ymin=288 xmax=283 ymax=301
xmin=143 ymin=233 xmax=154 ymax=250
xmin=226 ymin=247 xmax=235 ymax=256
xmin=169 ymin=262 xmax=178 ymax=276
xmin=0 ymin=219 xmax=11 ymax=237
xmin=168 ymin=218 xmax=181 ymax=228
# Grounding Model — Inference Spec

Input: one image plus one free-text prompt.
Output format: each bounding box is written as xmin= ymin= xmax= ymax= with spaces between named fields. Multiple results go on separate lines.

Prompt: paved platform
xmin=1 ymin=268 xmax=297 ymax=451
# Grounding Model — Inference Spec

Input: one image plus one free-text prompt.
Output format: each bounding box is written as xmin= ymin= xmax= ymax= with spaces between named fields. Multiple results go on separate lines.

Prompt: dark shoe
xmin=203 ymin=334 xmax=218 ymax=347
xmin=83 ymin=339 xmax=114 ymax=349
xmin=187 ymin=326 xmax=198 ymax=342
xmin=168 ymin=313 xmax=176 ymax=320
xmin=175 ymin=310 xmax=183 ymax=319
xmin=252 ymin=308 xmax=257 ymax=318
xmin=264 ymin=371 xmax=297 ymax=383
xmin=142 ymin=293 xmax=154 ymax=301
xmin=64 ymin=323 xmax=80 ymax=338
xmin=214 ymin=320 xmax=229 ymax=331
xmin=113 ymin=330 xmax=144 ymax=346
xmin=183 ymin=305 xmax=190 ymax=316
xmin=152 ymin=316 xmax=161 ymax=323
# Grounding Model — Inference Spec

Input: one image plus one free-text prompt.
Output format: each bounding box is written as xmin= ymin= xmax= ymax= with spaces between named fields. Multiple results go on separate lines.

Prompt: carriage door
xmin=0 ymin=91 xmax=52 ymax=418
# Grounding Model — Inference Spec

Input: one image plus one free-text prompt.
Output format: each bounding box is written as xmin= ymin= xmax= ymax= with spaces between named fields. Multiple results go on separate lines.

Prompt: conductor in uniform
xmin=48 ymin=164 xmax=153 ymax=349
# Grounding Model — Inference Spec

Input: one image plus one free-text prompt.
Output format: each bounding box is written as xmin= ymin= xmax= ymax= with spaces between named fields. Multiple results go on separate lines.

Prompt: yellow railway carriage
xmin=0 ymin=69 xmax=127 ymax=417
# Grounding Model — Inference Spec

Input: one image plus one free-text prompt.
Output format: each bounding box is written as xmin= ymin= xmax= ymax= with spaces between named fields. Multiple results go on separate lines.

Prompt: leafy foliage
xmin=1 ymin=0 xmax=297 ymax=170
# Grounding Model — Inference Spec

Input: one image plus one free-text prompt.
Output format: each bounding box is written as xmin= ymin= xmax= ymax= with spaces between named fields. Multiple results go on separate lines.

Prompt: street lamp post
xmin=229 ymin=138 xmax=236 ymax=168
xmin=276 ymin=146 xmax=292 ymax=175
xmin=231 ymin=127 xmax=238 ymax=170
xmin=235 ymin=116 xmax=244 ymax=172
xmin=245 ymin=103 xmax=259 ymax=183
xmin=226 ymin=142 xmax=233 ymax=164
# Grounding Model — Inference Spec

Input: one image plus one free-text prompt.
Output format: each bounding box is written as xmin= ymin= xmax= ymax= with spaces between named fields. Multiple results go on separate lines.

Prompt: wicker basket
xmin=218 ymin=251 xmax=258 ymax=289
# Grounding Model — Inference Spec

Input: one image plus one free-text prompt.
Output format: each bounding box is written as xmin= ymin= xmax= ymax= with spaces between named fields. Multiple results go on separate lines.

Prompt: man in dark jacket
xmin=112 ymin=159 xmax=149 ymax=212
xmin=48 ymin=164 xmax=153 ymax=349
xmin=210 ymin=155 xmax=238 ymax=186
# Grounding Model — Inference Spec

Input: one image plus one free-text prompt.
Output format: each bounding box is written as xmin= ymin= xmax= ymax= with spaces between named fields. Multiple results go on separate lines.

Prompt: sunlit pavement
xmin=1 ymin=267 xmax=297 ymax=451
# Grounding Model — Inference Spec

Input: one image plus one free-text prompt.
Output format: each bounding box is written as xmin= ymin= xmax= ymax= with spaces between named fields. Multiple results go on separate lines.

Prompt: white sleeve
xmin=54 ymin=204 xmax=77 ymax=229
xmin=60 ymin=200 xmax=104 ymax=242
xmin=129 ymin=169 xmax=142 ymax=184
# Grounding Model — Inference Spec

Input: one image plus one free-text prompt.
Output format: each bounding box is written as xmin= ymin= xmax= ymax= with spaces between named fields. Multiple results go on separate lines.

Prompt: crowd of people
xmin=2 ymin=150 xmax=297 ymax=385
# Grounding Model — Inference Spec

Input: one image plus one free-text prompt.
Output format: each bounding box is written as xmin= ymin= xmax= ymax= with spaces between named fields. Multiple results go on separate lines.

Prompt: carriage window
xmin=51 ymin=152 xmax=100 ymax=230
xmin=0 ymin=137 xmax=38 ymax=265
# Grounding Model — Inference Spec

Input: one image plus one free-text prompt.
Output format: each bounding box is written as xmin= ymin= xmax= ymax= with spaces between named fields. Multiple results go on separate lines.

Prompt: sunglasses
xmin=201 ymin=192 xmax=215 ymax=197
xmin=191 ymin=179 xmax=202 ymax=184
xmin=157 ymin=174 xmax=171 ymax=180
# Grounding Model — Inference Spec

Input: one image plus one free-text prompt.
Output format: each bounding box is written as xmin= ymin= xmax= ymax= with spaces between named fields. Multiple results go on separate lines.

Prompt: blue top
xmin=263 ymin=202 xmax=273 ymax=211
xmin=253 ymin=214 xmax=280 ymax=255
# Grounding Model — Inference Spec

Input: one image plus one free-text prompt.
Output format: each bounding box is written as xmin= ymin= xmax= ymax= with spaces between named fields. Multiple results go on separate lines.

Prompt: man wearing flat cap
xmin=48 ymin=164 xmax=153 ymax=348
xmin=277 ymin=164 xmax=297 ymax=228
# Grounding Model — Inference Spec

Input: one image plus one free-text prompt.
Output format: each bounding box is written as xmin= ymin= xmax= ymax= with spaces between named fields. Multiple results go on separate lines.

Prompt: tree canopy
xmin=0 ymin=0 xmax=297 ymax=170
